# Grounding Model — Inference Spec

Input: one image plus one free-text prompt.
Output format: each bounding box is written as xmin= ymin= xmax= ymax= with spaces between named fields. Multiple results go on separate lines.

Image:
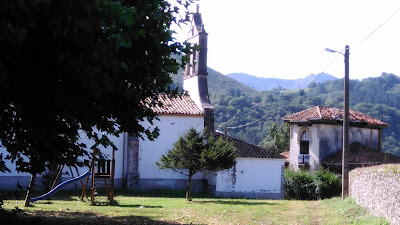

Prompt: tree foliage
xmin=0 ymin=0 xmax=192 ymax=175
xmin=260 ymin=122 xmax=290 ymax=153
xmin=157 ymin=127 xmax=236 ymax=200
xmin=172 ymin=68 xmax=400 ymax=157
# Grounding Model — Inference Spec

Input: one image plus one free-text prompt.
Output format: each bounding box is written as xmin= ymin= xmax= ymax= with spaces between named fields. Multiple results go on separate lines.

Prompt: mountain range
xmin=226 ymin=72 xmax=339 ymax=91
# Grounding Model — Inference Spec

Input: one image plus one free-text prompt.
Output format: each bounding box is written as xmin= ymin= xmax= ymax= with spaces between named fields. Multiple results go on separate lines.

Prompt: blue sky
xmin=173 ymin=0 xmax=400 ymax=80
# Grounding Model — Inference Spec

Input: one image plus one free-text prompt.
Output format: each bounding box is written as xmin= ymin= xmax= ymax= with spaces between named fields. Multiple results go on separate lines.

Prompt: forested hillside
xmin=171 ymin=68 xmax=400 ymax=157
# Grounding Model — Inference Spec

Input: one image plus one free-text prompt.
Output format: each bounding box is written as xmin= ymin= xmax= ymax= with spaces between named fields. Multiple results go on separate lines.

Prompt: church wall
xmin=135 ymin=114 xmax=206 ymax=192
xmin=60 ymin=131 xmax=126 ymax=190
xmin=0 ymin=131 xmax=127 ymax=191
xmin=183 ymin=76 xmax=202 ymax=109
xmin=1 ymin=144 xmax=37 ymax=190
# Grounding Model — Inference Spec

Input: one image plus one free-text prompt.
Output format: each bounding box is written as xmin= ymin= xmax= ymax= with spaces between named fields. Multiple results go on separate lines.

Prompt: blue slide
xmin=31 ymin=170 xmax=91 ymax=203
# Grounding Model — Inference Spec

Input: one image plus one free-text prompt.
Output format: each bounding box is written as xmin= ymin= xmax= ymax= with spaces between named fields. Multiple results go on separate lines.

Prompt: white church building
xmin=0 ymin=8 xmax=285 ymax=199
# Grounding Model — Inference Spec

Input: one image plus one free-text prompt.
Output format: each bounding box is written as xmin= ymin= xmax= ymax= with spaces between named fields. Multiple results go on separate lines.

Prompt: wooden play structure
xmin=81 ymin=144 xmax=117 ymax=204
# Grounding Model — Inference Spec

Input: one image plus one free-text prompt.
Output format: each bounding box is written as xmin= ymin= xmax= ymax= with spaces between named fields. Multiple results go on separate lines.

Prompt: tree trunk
xmin=24 ymin=173 xmax=37 ymax=207
xmin=186 ymin=171 xmax=193 ymax=201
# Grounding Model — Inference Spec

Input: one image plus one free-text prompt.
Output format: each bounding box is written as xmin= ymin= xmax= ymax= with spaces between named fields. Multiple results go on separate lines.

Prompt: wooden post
xmin=104 ymin=178 xmax=109 ymax=200
xmin=90 ymin=148 xmax=97 ymax=203
xmin=342 ymin=45 xmax=350 ymax=199
xmin=81 ymin=148 xmax=97 ymax=201
xmin=110 ymin=148 xmax=116 ymax=203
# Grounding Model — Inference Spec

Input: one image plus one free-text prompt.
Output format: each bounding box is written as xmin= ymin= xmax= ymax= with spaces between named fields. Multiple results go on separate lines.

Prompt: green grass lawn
xmin=1 ymin=192 xmax=389 ymax=225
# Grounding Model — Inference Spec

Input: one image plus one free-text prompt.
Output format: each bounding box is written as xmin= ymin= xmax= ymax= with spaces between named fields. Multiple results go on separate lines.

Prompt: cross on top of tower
xmin=193 ymin=0 xmax=200 ymax=13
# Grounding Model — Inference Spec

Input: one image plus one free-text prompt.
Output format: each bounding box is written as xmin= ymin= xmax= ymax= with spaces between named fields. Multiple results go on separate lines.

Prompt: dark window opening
xmin=300 ymin=131 xmax=309 ymax=154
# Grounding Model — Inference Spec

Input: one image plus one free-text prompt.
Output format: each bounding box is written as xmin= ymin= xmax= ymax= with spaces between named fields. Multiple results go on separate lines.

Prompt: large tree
xmin=0 ymin=0 xmax=193 ymax=205
xmin=157 ymin=128 xmax=236 ymax=201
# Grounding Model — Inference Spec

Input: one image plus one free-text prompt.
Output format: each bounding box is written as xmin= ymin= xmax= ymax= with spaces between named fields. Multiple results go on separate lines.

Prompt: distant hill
xmin=170 ymin=67 xmax=257 ymax=96
xmin=226 ymin=72 xmax=339 ymax=91
xmin=170 ymin=63 xmax=400 ymax=156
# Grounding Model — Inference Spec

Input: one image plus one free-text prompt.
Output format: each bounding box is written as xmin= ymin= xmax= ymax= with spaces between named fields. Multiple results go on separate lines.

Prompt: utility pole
xmin=324 ymin=45 xmax=350 ymax=198
xmin=342 ymin=45 xmax=350 ymax=198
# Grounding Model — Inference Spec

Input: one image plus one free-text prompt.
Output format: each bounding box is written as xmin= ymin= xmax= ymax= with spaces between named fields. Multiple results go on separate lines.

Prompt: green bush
xmin=284 ymin=168 xmax=341 ymax=200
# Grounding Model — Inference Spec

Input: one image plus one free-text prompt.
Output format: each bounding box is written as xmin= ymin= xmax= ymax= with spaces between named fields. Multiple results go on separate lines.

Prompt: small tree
xmin=157 ymin=128 xmax=236 ymax=201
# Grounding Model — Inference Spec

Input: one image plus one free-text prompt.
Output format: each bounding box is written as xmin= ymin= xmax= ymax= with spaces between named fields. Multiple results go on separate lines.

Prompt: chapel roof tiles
xmin=150 ymin=94 xmax=203 ymax=116
xmin=214 ymin=132 xmax=285 ymax=160
xmin=322 ymin=142 xmax=400 ymax=165
xmin=282 ymin=106 xmax=388 ymax=128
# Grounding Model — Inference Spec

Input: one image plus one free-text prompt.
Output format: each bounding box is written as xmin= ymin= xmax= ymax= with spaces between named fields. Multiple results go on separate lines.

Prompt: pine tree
xmin=157 ymin=128 xmax=236 ymax=201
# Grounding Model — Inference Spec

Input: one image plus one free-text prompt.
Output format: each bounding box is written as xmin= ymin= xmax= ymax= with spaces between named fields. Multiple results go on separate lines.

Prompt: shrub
xmin=314 ymin=169 xmax=342 ymax=199
xmin=284 ymin=168 xmax=341 ymax=200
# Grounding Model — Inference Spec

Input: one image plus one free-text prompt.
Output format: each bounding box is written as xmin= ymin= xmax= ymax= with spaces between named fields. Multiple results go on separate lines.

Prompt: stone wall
xmin=349 ymin=164 xmax=400 ymax=224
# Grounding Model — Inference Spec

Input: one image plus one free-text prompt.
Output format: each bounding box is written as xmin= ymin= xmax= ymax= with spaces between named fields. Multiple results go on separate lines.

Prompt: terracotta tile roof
xmin=150 ymin=94 xmax=203 ymax=116
xmin=282 ymin=106 xmax=388 ymax=128
xmin=214 ymin=132 xmax=285 ymax=159
xmin=322 ymin=142 xmax=400 ymax=165
xmin=280 ymin=151 xmax=290 ymax=163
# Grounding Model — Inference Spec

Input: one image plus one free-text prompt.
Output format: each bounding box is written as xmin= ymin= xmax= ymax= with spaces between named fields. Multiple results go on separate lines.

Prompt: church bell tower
xmin=183 ymin=5 xmax=214 ymax=134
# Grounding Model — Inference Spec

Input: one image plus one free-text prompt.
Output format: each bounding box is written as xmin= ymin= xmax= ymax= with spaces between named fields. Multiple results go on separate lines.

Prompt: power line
xmin=226 ymin=116 xmax=266 ymax=129
xmin=352 ymin=5 xmax=400 ymax=48
xmin=286 ymin=52 xmax=343 ymax=103
xmin=225 ymin=52 xmax=342 ymax=130
xmin=224 ymin=5 xmax=400 ymax=130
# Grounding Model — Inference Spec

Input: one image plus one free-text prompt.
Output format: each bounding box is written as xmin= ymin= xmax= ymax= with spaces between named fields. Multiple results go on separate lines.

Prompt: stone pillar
xmin=198 ymin=27 xmax=208 ymax=75
xmin=127 ymin=136 xmax=140 ymax=190
xmin=204 ymin=106 xmax=214 ymax=135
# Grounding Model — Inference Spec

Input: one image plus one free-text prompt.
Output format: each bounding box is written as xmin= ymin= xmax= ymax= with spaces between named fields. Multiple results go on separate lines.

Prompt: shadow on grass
xmin=2 ymin=190 xmax=80 ymax=202
xmin=1 ymin=208 xmax=190 ymax=225
xmin=118 ymin=204 xmax=163 ymax=209
xmin=192 ymin=200 xmax=279 ymax=205
xmin=89 ymin=200 xmax=163 ymax=209
xmin=121 ymin=189 xmax=214 ymax=199
xmin=32 ymin=194 xmax=77 ymax=202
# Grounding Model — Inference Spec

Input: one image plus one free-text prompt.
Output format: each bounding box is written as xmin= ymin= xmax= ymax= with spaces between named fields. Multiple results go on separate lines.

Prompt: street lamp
xmin=325 ymin=45 xmax=350 ymax=199
xmin=324 ymin=48 xmax=344 ymax=55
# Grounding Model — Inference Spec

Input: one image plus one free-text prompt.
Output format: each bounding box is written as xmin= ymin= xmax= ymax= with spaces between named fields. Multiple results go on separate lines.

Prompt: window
xmin=298 ymin=131 xmax=310 ymax=166
xmin=300 ymin=131 xmax=309 ymax=154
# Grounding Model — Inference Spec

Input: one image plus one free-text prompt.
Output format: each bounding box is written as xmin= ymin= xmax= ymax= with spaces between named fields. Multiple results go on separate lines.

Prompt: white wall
xmin=139 ymin=114 xmax=205 ymax=180
xmin=0 ymin=131 xmax=126 ymax=179
xmin=62 ymin=130 xmax=127 ymax=180
xmin=357 ymin=127 xmax=379 ymax=148
xmin=1 ymin=144 xmax=31 ymax=177
xmin=289 ymin=123 xmax=381 ymax=171
xmin=183 ymin=76 xmax=202 ymax=110
xmin=1 ymin=114 xmax=205 ymax=191
xmin=216 ymin=158 xmax=284 ymax=194
xmin=289 ymin=124 xmax=321 ymax=170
